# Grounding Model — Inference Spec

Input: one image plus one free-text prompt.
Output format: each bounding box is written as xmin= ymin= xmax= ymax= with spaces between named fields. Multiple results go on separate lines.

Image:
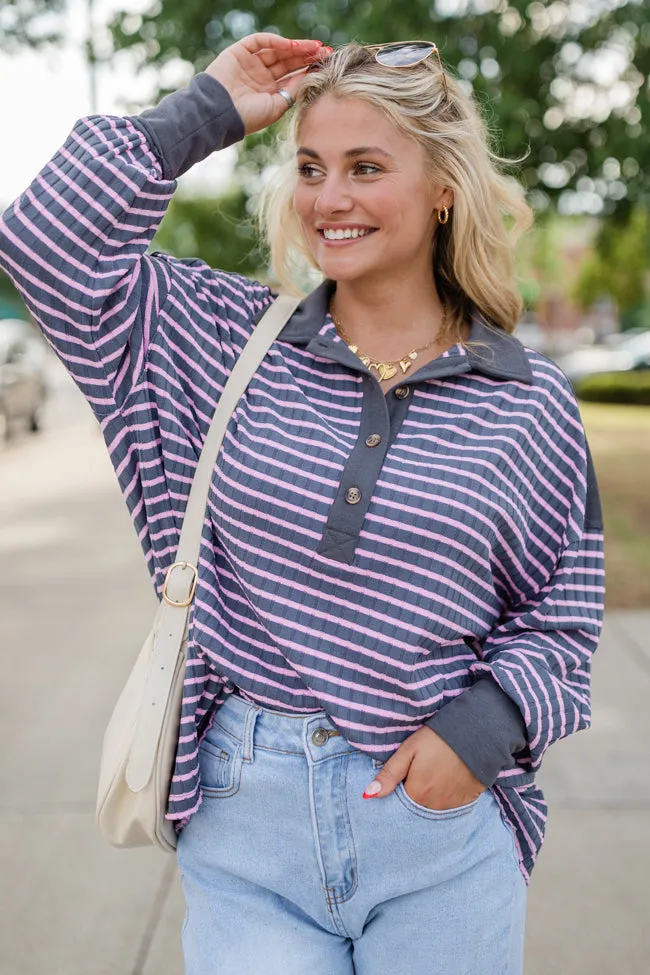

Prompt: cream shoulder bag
xmin=96 ymin=294 xmax=301 ymax=852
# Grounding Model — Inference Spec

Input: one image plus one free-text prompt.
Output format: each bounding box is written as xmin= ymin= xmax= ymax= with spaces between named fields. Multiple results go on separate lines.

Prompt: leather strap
xmin=125 ymin=293 xmax=301 ymax=792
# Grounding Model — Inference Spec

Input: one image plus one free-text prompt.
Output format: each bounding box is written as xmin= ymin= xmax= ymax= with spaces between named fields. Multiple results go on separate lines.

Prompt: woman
xmin=0 ymin=32 xmax=604 ymax=975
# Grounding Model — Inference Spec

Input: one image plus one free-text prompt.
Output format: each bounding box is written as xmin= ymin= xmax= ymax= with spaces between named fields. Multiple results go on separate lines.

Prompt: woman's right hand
xmin=205 ymin=34 xmax=325 ymax=135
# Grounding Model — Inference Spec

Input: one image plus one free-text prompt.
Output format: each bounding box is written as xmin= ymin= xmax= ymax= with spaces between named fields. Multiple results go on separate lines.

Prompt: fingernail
xmin=323 ymin=46 xmax=333 ymax=53
xmin=363 ymin=780 xmax=382 ymax=799
xmin=312 ymin=39 xmax=324 ymax=46
xmin=292 ymin=40 xmax=300 ymax=47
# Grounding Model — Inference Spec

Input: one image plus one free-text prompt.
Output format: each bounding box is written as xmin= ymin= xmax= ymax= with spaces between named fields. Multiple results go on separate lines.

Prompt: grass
xmin=579 ymin=403 xmax=650 ymax=609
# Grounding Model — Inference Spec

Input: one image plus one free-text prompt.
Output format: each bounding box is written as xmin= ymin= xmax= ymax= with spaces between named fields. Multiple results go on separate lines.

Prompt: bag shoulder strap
xmin=125 ymin=294 xmax=301 ymax=793
xmin=162 ymin=293 xmax=302 ymax=606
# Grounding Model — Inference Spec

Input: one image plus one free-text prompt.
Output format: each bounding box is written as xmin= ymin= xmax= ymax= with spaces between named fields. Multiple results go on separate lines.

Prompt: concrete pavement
xmin=1 ymin=357 xmax=649 ymax=974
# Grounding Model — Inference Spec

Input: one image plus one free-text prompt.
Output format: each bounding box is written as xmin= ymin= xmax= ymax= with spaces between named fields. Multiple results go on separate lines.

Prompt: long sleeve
xmin=0 ymin=74 xmax=271 ymax=591
xmin=0 ymin=74 xmax=248 ymax=416
xmin=427 ymin=405 xmax=605 ymax=786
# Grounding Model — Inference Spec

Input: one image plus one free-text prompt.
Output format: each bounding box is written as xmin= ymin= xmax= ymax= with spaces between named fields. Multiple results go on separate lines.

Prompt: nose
xmin=314 ymin=174 xmax=354 ymax=215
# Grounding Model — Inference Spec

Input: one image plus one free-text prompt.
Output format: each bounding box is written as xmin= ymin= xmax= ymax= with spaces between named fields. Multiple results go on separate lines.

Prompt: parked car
xmin=0 ymin=319 xmax=48 ymax=442
xmin=556 ymin=329 xmax=650 ymax=385
xmin=602 ymin=326 xmax=650 ymax=347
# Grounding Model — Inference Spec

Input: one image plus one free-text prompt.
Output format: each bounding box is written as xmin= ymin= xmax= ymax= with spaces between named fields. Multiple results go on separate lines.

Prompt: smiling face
xmin=293 ymin=94 xmax=449 ymax=289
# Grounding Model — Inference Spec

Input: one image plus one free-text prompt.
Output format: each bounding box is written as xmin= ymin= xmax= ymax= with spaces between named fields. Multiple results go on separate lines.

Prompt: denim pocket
xmin=395 ymin=782 xmax=482 ymax=820
xmin=371 ymin=759 xmax=483 ymax=819
xmin=199 ymin=720 xmax=243 ymax=798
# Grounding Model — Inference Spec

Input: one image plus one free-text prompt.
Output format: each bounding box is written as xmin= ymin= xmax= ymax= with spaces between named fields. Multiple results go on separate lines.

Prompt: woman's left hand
xmin=363 ymin=726 xmax=485 ymax=809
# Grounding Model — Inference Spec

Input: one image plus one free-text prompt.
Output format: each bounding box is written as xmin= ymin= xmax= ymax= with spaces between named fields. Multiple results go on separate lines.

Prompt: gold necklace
xmin=330 ymin=301 xmax=447 ymax=382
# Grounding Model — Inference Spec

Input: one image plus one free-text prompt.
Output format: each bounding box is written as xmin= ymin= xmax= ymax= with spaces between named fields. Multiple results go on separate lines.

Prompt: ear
xmin=436 ymin=188 xmax=454 ymax=210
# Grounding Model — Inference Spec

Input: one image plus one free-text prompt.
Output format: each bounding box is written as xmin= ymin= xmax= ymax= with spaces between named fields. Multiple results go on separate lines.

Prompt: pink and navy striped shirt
xmin=0 ymin=74 xmax=605 ymax=880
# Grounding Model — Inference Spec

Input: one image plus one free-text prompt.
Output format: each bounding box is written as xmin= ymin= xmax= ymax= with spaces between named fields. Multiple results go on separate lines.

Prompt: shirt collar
xmin=276 ymin=280 xmax=533 ymax=385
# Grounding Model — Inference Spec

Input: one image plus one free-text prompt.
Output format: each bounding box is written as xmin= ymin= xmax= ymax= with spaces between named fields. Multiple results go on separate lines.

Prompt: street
xmin=1 ymin=356 xmax=649 ymax=974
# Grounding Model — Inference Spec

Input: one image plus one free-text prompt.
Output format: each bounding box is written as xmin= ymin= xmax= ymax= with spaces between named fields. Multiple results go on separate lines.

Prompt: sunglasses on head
xmin=308 ymin=40 xmax=448 ymax=99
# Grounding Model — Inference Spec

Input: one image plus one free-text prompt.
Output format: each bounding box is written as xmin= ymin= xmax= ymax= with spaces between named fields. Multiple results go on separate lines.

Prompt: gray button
xmin=311 ymin=728 xmax=330 ymax=746
xmin=345 ymin=486 xmax=362 ymax=505
xmin=365 ymin=433 xmax=382 ymax=448
xmin=394 ymin=385 xmax=410 ymax=399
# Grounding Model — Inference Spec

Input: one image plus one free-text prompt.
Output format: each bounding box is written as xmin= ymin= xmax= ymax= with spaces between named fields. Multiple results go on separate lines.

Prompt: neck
xmin=330 ymin=276 xmax=446 ymax=359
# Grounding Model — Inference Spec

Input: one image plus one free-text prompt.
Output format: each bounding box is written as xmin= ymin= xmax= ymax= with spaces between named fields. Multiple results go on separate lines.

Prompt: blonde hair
xmin=258 ymin=44 xmax=533 ymax=339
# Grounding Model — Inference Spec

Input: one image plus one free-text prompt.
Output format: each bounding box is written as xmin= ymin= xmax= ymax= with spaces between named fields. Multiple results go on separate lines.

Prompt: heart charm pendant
xmin=399 ymin=358 xmax=412 ymax=374
xmin=377 ymin=362 xmax=398 ymax=381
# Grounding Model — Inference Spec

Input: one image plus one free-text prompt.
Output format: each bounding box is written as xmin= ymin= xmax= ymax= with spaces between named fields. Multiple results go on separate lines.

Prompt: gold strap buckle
xmin=162 ymin=561 xmax=198 ymax=607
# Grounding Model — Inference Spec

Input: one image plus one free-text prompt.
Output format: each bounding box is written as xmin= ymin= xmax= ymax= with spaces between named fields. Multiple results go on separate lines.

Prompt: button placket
xmin=317 ymin=377 xmax=394 ymax=564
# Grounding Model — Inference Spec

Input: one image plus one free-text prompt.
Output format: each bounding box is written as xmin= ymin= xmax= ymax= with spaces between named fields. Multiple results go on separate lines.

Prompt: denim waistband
xmin=212 ymin=689 xmax=358 ymax=763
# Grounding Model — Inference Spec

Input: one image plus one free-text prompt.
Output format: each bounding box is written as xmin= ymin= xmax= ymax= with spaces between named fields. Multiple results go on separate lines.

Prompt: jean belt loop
xmin=241 ymin=703 xmax=261 ymax=763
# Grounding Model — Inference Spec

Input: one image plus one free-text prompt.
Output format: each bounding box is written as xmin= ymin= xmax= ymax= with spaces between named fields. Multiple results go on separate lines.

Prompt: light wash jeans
xmin=177 ymin=691 xmax=527 ymax=975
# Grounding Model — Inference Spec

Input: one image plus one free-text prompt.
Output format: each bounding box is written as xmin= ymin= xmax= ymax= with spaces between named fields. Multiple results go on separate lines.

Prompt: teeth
xmin=322 ymin=228 xmax=371 ymax=240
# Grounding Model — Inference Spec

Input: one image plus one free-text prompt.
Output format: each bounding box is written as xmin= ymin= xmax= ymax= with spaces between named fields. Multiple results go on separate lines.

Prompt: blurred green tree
xmin=152 ymin=187 xmax=265 ymax=275
xmin=4 ymin=0 xmax=648 ymax=293
xmin=574 ymin=206 xmax=650 ymax=318
xmin=109 ymin=0 xmax=650 ymax=217
xmin=0 ymin=0 xmax=65 ymax=51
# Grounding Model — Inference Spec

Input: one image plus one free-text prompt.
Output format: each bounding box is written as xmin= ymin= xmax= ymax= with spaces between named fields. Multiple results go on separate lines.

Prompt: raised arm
xmin=0 ymin=35 xmax=322 ymax=415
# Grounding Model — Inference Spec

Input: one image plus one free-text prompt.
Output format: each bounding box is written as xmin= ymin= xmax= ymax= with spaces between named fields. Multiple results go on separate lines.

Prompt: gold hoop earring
xmin=437 ymin=206 xmax=450 ymax=225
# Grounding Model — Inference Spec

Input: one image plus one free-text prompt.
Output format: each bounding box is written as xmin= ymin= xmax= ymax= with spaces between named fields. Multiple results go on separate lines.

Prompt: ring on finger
xmin=277 ymin=88 xmax=295 ymax=109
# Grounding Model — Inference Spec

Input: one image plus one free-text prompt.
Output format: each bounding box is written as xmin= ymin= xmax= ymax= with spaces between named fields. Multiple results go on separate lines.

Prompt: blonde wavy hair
xmin=258 ymin=43 xmax=533 ymax=340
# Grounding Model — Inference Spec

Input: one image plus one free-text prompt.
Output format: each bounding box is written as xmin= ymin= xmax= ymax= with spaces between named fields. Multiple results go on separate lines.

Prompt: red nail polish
xmin=292 ymin=40 xmax=300 ymax=47
xmin=362 ymin=792 xmax=375 ymax=799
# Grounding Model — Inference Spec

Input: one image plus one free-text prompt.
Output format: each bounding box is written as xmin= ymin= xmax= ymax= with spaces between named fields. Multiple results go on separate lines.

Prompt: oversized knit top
xmin=0 ymin=74 xmax=605 ymax=880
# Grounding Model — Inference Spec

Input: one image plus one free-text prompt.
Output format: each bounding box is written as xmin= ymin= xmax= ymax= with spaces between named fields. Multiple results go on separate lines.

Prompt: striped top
xmin=0 ymin=74 xmax=605 ymax=881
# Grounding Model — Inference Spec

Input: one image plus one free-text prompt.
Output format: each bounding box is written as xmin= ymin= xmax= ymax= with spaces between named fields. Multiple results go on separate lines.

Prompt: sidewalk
xmin=1 ymin=365 xmax=648 ymax=974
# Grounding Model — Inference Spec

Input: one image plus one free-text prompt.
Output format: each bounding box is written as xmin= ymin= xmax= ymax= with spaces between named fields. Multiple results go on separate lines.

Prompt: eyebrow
xmin=296 ymin=146 xmax=395 ymax=161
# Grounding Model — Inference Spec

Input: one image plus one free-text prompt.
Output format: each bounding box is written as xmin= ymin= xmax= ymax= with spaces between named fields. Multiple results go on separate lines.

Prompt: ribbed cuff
xmin=128 ymin=73 xmax=245 ymax=181
xmin=425 ymin=677 xmax=527 ymax=787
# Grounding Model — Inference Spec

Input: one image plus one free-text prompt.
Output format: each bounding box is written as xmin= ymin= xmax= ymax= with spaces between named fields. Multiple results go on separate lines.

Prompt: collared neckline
xmin=275 ymin=280 xmax=534 ymax=385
